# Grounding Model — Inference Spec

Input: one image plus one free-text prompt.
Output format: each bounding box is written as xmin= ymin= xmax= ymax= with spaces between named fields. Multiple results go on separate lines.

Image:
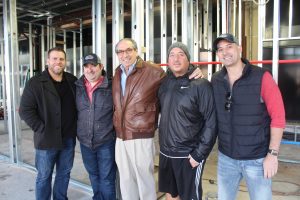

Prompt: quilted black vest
xmin=211 ymin=59 xmax=271 ymax=159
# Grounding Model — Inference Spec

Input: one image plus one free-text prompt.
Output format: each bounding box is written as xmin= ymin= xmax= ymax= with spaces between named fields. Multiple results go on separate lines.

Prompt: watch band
xmin=268 ymin=149 xmax=279 ymax=156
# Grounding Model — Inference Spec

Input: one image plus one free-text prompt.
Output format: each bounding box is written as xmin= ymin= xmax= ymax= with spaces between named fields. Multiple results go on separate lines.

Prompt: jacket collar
xmin=40 ymin=68 xmax=52 ymax=81
xmin=38 ymin=68 xmax=60 ymax=96
xmin=115 ymin=56 xmax=144 ymax=74
xmin=76 ymin=74 xmax=109 ymax=89
xmin=39 ymin=68 xmax=76 ymax=97
xmin=168 ymin=64 xmax=196 ymax=80
xmin=40 ymin=68 xmax=68 ymax=82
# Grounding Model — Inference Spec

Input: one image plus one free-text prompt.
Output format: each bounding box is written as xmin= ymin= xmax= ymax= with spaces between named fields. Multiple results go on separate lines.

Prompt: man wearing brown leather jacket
xmin=112 ymin=38 xmax=202 ymax=200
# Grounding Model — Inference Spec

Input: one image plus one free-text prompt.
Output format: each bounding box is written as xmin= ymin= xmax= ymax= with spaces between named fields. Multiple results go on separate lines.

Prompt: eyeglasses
xmin=116 ymin=48 xmax=134 ymax=55
xmin=225 ymin=92 xmax=232 ymax=111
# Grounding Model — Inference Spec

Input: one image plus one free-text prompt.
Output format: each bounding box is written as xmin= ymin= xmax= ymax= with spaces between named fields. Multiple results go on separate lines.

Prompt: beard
xmin=85 ymin=72 xmax=101 ymax=83
xmin=49 ymin=65 xmax=65 ymax=75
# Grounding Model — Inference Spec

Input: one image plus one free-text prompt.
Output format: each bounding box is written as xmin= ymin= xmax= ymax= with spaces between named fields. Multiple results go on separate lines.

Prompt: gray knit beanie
xmin=167 ymin=42 xmax=190 ymax=61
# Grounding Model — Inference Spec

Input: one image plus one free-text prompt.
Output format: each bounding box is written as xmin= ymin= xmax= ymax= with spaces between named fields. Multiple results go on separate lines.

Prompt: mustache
xmin=173 ymin=62 xmax=181 ymax=65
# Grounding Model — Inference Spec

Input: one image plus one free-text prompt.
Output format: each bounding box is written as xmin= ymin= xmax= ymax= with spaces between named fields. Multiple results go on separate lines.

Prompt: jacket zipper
xmin=229 ymin=77 xmax=241 ymax=156
xmin=164 ymin=79 xmax=177 ymax=153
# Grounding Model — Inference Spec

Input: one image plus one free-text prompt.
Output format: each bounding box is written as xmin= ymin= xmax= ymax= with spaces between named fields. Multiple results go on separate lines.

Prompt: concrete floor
xmin=199 ymin=145 xmax=300 ymax=200
xmin=0 ymin=120 xmax=300 ymax=199
xmin=0 ymin=159 xmax=93 ymax=200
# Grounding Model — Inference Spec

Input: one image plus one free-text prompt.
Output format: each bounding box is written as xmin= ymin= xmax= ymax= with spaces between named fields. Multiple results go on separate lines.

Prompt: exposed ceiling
xmin=1 ymin=0 xmax=133 ymax=31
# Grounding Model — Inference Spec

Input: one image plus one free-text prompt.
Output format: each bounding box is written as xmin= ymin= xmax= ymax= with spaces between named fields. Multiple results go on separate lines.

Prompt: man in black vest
xmin=211 ymin=34 xmax=285 ymax=200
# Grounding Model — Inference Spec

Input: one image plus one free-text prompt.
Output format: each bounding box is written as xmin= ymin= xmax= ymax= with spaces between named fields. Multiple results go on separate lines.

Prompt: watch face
xmin=268 ymin=149 xmax=279 ymax=156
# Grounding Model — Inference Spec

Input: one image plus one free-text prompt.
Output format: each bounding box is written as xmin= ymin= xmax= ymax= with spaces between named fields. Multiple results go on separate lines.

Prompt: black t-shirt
xmin=52 ymin=75 xmax=77 ymax=140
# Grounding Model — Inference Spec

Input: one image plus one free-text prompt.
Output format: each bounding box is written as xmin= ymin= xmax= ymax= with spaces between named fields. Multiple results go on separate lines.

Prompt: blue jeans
xmin=35 ymin=138 xmax=76 ymax=200
xmin=80 ymin=140 xmax=116 ymax=200
xmin=218 ymin=152 xmax=272 ymax=200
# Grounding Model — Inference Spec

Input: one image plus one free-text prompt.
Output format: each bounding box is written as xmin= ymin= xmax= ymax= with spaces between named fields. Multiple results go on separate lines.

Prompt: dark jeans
xmin=80 ymin=139 xmax=116 ymax=200
xmin=35 ymin=137 xmax=76 ymax=200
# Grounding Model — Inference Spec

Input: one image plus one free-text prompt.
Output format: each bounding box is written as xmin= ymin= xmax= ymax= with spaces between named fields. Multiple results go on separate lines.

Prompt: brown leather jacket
xmin=112 ymin=57 xmax=165 ymax=140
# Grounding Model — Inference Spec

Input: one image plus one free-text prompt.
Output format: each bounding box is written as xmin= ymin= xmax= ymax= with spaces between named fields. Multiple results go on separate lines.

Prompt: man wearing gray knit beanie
xmin=167 ymin=42 xmax=191 ymax=62
xmin=158 ymin=42 xmax=217 ymax=200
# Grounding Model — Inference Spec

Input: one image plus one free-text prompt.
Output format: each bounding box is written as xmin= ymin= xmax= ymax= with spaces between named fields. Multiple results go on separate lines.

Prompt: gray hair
xmin=115 ymin=38 xmax=138 ymax=53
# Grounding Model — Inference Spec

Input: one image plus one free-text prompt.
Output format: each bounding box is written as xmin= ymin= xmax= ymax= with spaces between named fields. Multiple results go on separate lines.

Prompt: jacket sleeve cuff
xmin=190 ymin=151 xmax=203 ymax=163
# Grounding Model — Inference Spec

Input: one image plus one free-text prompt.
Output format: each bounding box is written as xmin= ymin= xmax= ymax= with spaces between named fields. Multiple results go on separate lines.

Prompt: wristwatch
xmin=268 ymin=149 xmax=279 ymax=156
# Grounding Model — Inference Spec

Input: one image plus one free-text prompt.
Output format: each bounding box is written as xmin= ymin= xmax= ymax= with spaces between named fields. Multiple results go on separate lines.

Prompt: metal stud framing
xmin=92 ymin=0 xmax=107 ymax=69
xmin=73 ymin=31 xmax=77 ymax=76
xmin=52 ymin=27 xmax=56 ymax=47
xmin=160 ymin=0 xmax=167 ymax=63
xmin=41 ymin=25 xmax=45 ymax=71
xmin=204 ymin=0 xmax=213 ymax=80
xmin=272 ymin=0 xmax=280 ymax=83
xmin=79 ymin=19 xmax=83 ymax=76
xmin=146 ymin=0 xmax=154 ymax=61
xmin=233 ymin=0 xmax=236 ymax=34
xmin=63 ymin=29 xmax=67 ymax=53
xmin=47 ymin=17 xmax=52 ymax=50
xmin=3 ymin=0 xmax=22 ymax=163
xmin=288 ymin=0 xmax=293 ymax=37
xmin=257 ymin=0 xmax=266 ymax=67
xmin=29 ymin=23 xmax=33 ymax=77
xmin=182 ymin=0 xmax=194 ymax=60
xmin=0 ymin=17 xmax=6 ymax=134
xmin=112 ymin=0 xmax=124 ymax=72
xmin=131 ymin=0 xmax=145 ymax=58
xmin=172 ymin=0 xmax=178 ymax=43
xmin=222 ymin=0 xmax=228 ymax=33
xmin=193 ymin=0 xmax=199 ymax=62
xmin=217 ymin=0 xmax=220 ymax=36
